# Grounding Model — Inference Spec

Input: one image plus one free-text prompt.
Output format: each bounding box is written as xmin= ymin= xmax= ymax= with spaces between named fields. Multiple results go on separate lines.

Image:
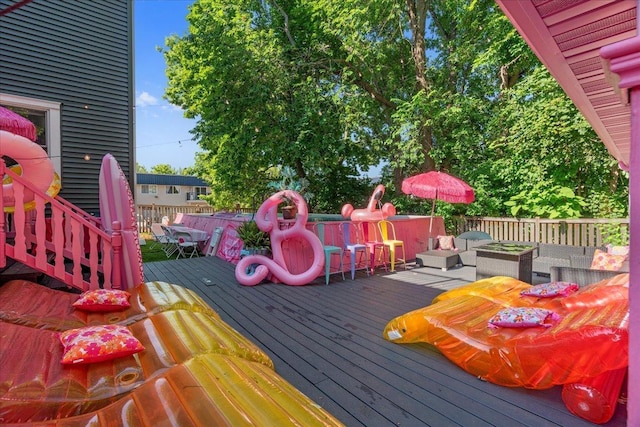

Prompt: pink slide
xmin=235 ymin=190 xmax=324 ymax=286
xmin=99 ymin=154 xmax=144 ymax=289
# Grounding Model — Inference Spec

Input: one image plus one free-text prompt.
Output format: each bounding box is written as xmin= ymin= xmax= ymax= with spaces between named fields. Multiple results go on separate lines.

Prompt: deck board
xmin=143 ymin=256 xmax=627 ymax=427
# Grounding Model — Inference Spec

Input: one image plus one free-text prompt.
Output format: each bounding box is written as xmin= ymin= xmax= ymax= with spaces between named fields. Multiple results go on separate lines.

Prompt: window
xmin=194 ymin=186 xmax=208 ymax=196
xmin=0 ymin=93 xmax=61 ymax=176
xmin=166 ymin=185 xmax=180 ymax=194
xmin=141 ymin=184 xmax=157 ymax=194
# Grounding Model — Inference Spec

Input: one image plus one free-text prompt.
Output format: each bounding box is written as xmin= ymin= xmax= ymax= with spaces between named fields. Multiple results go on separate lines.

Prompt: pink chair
xmin=362 ymin=222 xmax=388 ymax=274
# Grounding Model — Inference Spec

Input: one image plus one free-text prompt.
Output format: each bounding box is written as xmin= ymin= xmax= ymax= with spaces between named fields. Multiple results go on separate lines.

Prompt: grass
xmin=139 ymin=236 xmax=171 ymax=263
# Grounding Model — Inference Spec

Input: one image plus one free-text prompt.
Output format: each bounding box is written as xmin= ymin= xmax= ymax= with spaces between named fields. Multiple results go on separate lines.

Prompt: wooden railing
xmin=456 ymin=216 xmax=629 ymax=247
xmin=136 ymin=204 xmax=251 ymax=234
xmin=0 ymin=162 xmax=122 ymax=291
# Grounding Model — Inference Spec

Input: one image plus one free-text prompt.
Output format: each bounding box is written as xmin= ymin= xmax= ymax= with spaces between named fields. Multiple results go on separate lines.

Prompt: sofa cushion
xmin=538 ymin=244 xmax=584 ymax=258
xmin=606 ymin=244 xmax=629 ymax=256
xmin=457 ymin=231 xmax=492 ymax=240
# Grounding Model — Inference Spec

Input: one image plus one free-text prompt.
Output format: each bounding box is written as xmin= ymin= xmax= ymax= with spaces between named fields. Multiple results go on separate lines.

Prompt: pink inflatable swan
xmin=341 ymin=184 xmax=396 ymax=222
xmin=235 ymin=190 xmax=324 ymax=286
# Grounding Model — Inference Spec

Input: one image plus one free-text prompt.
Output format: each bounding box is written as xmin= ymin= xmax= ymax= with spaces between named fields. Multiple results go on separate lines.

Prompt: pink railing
xmin=0 ymin=161 xmax=122 ymax=291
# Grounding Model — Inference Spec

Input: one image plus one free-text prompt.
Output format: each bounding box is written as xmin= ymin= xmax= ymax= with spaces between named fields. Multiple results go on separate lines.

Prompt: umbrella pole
xmin=428 ymin=198 xmax=436 ymax=250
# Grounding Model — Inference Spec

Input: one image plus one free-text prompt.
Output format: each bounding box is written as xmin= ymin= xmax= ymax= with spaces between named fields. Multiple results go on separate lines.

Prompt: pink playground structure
xmin=0 ymin=106 xmax=143 ymax=291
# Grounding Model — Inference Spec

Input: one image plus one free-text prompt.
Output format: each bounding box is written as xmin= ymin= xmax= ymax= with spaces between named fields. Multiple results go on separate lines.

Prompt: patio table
xmin=475 ymin=242 xmax=536 ymax=283
xmin=167 ymin=225 xmax=209 ymax=243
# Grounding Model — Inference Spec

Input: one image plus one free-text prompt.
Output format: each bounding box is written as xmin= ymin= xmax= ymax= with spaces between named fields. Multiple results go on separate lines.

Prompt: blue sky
xmin=134 ymin=0 xmax=198 ymax=170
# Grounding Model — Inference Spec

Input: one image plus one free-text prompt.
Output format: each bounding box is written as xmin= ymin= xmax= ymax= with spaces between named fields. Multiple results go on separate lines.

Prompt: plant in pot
xmin=236 ymin=220 xmax=271 ymax=255
xmin=267 ymin=166 xmax=314 ymax=219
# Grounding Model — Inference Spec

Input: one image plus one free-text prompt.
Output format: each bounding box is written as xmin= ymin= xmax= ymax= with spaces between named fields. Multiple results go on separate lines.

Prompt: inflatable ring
xmin=1 ymin=130 xmax=57 ymax=212
xmin=3 ymin=165 xmax=61 ymax=213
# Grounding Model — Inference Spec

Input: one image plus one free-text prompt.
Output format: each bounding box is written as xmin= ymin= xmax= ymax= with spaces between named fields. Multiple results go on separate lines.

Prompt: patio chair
xmin=340 ymin=222 xmax=369 ymax=280
xmin=378 ymin=220 xmax=406 ymax=272
xmin=313 ymin=222 xmax=345 ymax=285
xmin=160 ymin=225 xmax=179 ymax=258
xmin=149 ymin=223 xmax=169 ymax=250
xmin=362 ymin=221 xmax=388 ymax=274
xmin=173 ymin=231 xmax=199 ymax=259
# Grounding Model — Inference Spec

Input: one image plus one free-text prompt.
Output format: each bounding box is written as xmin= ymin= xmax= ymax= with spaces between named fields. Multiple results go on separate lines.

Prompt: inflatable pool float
xmin=383 ymin=275 xmax=628 ymax=389
xmin=0 ymin=280 xmax=343 ymax=425
xmin=383 ymin=275 xmax=629 ymax=423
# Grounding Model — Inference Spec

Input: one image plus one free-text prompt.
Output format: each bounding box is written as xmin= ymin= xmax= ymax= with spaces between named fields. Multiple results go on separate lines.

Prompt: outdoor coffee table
xmin=475 ymin=242 xmax=536 ymax=283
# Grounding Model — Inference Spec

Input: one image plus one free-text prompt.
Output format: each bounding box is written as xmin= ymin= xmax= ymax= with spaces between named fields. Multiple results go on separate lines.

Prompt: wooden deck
xmin=143 ymin=257 xmax=627 ymax=427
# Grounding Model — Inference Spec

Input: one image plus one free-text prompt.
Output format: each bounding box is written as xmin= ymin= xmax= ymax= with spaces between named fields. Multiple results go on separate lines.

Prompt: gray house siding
xmin=0 ymin=0 xmax=134 ymax=214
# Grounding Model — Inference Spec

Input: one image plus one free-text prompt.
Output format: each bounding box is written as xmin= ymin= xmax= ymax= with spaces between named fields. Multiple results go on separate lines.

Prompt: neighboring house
xmin=0 ymin=0 xmax=134 ymax=214
xmin=136 ymin=174 xmax=211 ymax=207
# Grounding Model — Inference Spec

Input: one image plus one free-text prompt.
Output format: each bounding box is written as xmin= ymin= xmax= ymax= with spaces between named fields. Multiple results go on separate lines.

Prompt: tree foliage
xmin=162 ymin=0 xmax=628 ymax=219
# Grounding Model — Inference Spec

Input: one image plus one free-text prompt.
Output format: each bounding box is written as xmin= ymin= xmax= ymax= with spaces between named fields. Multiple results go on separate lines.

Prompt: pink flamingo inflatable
xmin=341 ymin=184 xmax=396 ymax=221
xmin=235 ymin=190 xmax=324 ymax=286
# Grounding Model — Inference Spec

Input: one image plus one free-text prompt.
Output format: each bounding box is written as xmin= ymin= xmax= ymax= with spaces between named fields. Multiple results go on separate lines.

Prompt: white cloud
xmin=136 ymin=91 xmax=158 ymax=107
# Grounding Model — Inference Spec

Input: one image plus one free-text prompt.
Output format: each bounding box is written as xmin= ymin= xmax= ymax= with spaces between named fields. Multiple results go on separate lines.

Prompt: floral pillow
xmin=520 ymin=282 xmax=579 ymax=298
xmin=437 ymin=235 xmax=455 ymax=251
xmin=590 ymin=249 xmax=627 ymax=271
xmin=73 ymin=289 xmax=131 ymax=312
xmin=488 ymin=307 xmax=560 ymax=329
xmin=59 ymin=324 xmax=144 ymax=364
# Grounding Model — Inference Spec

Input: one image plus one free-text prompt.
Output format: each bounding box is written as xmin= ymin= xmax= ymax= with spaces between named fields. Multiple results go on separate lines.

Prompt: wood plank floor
xmin=143 ymin=256 xmax=627 ymax=427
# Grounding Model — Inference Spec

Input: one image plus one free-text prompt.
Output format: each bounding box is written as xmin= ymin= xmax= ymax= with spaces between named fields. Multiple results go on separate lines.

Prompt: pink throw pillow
xmin=590 ymin=249 xmax=627 ymax=271
xmin=437 ymin=235 xmax=455 ymax=250
xmin=520 ymin=282 xmax=579 ymax=298
xmin=73 ymin=289 xmax=131 ymax=312
xmin=488 ymin=307 xmax=560 ymax=329
xmin=59 ymin=324 xmax=144 ymax=364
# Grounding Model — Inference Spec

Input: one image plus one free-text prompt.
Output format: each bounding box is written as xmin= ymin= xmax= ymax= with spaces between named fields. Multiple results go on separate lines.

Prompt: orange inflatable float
xmin=383 ymin=275 xmax=629 ymax=390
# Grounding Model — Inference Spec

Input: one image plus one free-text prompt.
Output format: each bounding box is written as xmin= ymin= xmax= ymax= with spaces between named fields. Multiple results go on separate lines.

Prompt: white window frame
xmin=0 ymin=93 xmax=62 ymax=177
xmin=141 ymin=184 xmax=157 ymax=194
xmin=166 ymin=185 xmax=180 ymax=194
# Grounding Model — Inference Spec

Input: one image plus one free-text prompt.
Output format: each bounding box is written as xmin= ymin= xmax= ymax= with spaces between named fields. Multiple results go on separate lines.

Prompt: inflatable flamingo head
xmin=341 ymin=184 xmax=397 ymax=222
xmin=341 ymin=204 xmax=354 ymax=219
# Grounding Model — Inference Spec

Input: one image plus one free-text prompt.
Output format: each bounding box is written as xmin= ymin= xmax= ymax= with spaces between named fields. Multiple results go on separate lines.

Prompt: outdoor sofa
xmin=416 ymin=234 xmax=627 ymax=280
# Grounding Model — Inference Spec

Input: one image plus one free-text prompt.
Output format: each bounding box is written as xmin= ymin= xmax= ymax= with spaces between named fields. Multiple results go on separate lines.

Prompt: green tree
xmin=136 ymin=163 xmax=148 ymax=173
xmin=162 ymin=0 xmax=628 ymax=219
xmin=150 ymin=164 xmax=177 ymax=175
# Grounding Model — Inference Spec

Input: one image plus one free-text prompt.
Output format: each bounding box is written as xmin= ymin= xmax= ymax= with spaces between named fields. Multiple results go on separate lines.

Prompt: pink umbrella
xmin=0 ymin=106 xmax=37 ymax=141
xmin=402 ymin=171 xmax=475 ymax=237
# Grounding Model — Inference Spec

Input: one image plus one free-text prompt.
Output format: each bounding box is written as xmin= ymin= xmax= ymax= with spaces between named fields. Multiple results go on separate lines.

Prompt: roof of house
xmin=495 ymin=0 xmax=636 ymax=168
xmin=137 ymin=174 xmax=209 ymax=187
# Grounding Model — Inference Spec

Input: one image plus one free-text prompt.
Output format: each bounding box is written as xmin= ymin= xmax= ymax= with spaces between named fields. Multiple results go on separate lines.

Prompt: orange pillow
xmin=590 ymin=249 xmax=627 ymax=271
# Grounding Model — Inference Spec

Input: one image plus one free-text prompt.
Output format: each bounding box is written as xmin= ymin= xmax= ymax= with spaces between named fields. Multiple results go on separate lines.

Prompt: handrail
xmin=0 ymin=161 xmax=122 ymax=291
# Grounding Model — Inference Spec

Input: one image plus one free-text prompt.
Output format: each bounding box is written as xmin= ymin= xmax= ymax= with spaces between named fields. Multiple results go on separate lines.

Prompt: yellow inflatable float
xmin=0 ymin=280 xmax=343 ymax=426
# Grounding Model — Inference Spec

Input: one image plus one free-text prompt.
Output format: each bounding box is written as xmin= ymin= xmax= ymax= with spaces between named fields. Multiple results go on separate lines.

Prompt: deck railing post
xmin=111 ymin=220 xmax=122 ymax=290
xmin=0 ymin=159 xmax=5 ymax=268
